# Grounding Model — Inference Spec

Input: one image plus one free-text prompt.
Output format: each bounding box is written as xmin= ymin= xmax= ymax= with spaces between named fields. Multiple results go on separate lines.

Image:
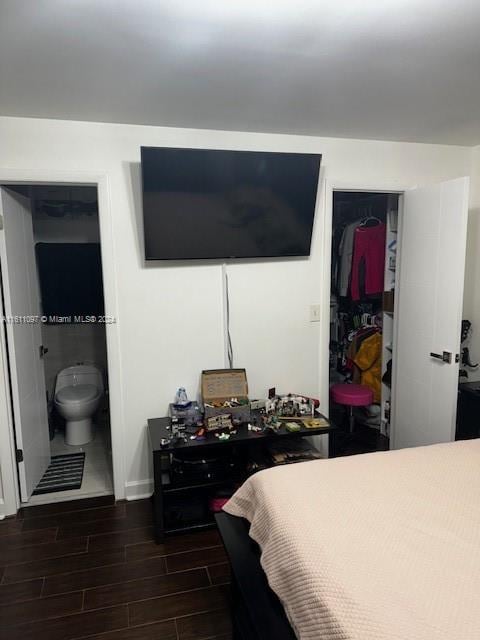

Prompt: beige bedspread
xmin=224 ymin=440 xmax=480 ymax=639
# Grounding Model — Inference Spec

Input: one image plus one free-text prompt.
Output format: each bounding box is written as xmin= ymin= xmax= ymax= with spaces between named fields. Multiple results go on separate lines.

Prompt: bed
xmin=217 ymin=439 xmax=480 ymax=640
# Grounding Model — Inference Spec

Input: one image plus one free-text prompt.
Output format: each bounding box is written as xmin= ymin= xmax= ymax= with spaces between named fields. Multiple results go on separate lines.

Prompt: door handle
xmin=430 ymin=351 xmax=452 ymax=364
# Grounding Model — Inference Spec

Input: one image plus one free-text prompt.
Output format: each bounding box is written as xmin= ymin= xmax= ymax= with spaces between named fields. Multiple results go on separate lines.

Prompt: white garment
xmin=338 ymin=221 xmax=358 ymax=296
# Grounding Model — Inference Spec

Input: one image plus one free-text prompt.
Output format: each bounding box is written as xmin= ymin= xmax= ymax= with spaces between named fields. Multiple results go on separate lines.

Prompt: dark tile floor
xmin=0 ymin=496 xmax=231 ymax=640
xmin=334 ymin=423 xmax=390 ymax=456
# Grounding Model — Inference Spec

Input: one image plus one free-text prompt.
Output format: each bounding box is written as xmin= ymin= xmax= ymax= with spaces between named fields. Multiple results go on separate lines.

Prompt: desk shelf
xmin=149 ymin=415 xmax=338 ymax=543
xmin=162 ymin=475 xmax=243 ymax=494
xmin=165 ymin=520 xmax=216 ymax=536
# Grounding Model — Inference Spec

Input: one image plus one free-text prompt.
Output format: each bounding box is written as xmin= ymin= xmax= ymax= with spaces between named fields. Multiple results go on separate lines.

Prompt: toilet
xmin=54 ymin=364 xmax=104 ymax=445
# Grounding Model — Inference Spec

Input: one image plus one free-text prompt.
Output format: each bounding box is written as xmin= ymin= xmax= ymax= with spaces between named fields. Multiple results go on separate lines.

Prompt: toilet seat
xmin=55 ymin=384 xmax=99 ymax=405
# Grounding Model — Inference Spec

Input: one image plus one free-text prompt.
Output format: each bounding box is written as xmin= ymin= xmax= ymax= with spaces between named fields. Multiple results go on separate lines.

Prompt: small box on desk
xmin=201 ymin=368 xmax=251 ymax=428
xmin=168 ymin=401 xmax=202 ymax=427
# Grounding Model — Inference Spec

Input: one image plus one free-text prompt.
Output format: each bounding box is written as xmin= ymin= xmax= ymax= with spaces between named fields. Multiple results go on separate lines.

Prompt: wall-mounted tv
xmin=141 ymin=146 xmax=321 ymax=260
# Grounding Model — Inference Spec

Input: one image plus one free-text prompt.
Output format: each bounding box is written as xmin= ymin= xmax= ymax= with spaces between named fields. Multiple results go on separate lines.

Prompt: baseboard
xmin=0 ymin=498 xmax=5 ymax=520
xmin=125 ymin=479 xmax=153 ymax=501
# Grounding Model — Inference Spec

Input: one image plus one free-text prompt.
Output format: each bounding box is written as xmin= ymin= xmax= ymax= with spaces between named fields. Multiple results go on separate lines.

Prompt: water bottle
xmin=175 ymin=387 xmax=189 ymax=406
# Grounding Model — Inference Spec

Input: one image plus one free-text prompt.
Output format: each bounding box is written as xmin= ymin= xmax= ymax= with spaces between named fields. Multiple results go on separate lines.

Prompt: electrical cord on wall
xmin=225 ymin=270 xmax=234 ymax=368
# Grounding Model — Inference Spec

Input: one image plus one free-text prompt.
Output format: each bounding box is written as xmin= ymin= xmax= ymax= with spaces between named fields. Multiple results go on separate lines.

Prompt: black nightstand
xmin=148 ymin=416 xmax=337 ymax=542
xmin=457 ymin=382 xmax=480 ymax=441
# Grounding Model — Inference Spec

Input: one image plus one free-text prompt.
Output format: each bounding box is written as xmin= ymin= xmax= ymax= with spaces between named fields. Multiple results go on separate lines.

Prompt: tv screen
xmin=141 ymin=147 xmax=321 ymax=260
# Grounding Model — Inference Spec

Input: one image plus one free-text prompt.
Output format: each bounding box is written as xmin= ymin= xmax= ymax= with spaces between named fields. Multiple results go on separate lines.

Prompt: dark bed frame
xmin=215 ymin=512 xmax=297 ymax=640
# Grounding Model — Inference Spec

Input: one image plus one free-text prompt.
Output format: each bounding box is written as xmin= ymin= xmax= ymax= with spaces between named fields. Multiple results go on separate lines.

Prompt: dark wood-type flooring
xmin=0 ymin=496 xmax=231 ymax=640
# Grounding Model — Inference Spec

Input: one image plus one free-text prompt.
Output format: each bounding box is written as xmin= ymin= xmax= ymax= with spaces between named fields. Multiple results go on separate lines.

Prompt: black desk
xmin=148 ymin=415 xmax=337 ymax=542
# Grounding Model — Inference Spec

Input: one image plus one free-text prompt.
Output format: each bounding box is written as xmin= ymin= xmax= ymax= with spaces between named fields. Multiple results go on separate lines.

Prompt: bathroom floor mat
xmin=32 ymin=453 xmax=86 ymax=495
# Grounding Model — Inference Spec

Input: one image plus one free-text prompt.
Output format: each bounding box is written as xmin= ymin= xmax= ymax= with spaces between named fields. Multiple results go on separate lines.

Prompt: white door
xmin=391 ymin=177 xmax=469 ymax=449
xmin=0 ymin=187 xmax=50 ymax=500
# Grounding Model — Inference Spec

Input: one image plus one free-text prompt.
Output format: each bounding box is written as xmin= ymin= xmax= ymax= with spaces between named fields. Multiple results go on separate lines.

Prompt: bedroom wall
xmin=0 ymin=115 xmax=474 ymax=504
xmin=33 ymin=214 xmax=100 ymax=243
xmin=462 ymin=145 xmax=480 ymax=381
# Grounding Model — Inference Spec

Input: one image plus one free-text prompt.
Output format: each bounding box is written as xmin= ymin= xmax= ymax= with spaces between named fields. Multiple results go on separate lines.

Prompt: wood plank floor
xmin=0 ymin=496 xmax=231 ymax=640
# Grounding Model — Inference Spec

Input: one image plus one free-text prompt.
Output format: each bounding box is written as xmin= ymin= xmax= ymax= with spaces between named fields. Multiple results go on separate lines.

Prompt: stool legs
xmin=349 ymin=406 xmax=354 ymax=433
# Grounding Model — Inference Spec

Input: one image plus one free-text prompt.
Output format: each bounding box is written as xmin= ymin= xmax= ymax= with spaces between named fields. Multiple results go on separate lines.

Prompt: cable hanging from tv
xmin=222 ymin=264 xmax=234 ymax=368
xmin=226 ymin=270 xmax=233 ymax=368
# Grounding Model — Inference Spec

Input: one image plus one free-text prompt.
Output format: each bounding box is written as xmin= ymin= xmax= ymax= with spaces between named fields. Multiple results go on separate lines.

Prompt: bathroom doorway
xmin=0 ymin=184 xmax=113 ymax=506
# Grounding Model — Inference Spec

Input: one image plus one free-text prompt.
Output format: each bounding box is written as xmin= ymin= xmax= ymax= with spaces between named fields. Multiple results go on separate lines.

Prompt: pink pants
xmin=350 ymin=223 xmax=386 ymax=301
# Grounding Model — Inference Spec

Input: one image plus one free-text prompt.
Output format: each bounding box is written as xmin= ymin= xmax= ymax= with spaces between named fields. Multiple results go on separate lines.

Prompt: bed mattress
xmin=224 ymin=440 xmax=480 ymax=639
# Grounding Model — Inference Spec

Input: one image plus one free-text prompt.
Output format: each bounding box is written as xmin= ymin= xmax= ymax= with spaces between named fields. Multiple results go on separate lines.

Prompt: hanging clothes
xmin=337 ymin=221 xmax=358 ymax=297
xmin=353 ymin=332 xmax=382 ymax=402
xmin=350 ymin=222 xmax=386 ymax=301
xmin=346 ymin=326 xmax=379 ymax=379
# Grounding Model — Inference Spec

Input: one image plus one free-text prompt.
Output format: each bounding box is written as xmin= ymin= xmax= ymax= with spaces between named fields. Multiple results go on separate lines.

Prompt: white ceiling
xmin=1 ymin=0 xmax=480 ymax=145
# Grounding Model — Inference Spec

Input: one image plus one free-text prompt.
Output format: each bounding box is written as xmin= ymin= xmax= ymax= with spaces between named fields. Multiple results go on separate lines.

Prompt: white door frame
xmin=0 ymin=169 xmax=125 ymax=516
xmin=319 ymin=179 xmax=410 ymax=427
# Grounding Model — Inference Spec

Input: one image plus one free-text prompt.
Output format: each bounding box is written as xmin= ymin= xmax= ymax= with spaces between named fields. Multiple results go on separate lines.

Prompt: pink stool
xmin=330 ymin=383 xmax=374 ymax=433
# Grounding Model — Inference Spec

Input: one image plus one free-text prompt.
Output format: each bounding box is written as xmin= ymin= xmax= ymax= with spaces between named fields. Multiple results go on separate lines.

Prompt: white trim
xmin=389 ymin=193 xmax=405 ymax=448
xmin=0 ymin=285 xmax=20 ymax=515
xmin=319 ymin=175 xmax=333 ymax=421
xmin=24 ymin=489 xmax=113 ymax=508
xmin=0 ymin=169 xmax=126 ymax=515
xmin=125 ymin=479 xmax=153 ymax=501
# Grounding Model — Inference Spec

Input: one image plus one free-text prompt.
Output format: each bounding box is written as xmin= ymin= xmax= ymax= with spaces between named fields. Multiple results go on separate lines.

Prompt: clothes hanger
xmin=359 ymin=215 xmax=381 ymax=227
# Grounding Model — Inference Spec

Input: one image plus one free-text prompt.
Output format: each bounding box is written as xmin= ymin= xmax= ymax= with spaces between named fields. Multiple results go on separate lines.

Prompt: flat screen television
xmin=141 ymin=146 xmax=321 ymax=260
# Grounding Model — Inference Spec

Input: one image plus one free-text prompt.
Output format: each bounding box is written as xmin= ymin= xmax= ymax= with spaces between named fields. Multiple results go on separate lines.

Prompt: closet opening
xmin=0 ymin=184 xmax=113 ymax=506
xmin=329 ymin=191 xmax=399 ymax=456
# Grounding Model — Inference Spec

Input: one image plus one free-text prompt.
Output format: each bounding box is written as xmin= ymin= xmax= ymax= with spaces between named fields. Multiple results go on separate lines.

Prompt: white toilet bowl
xmin=54 ymin=364 xmax=104 ymax=445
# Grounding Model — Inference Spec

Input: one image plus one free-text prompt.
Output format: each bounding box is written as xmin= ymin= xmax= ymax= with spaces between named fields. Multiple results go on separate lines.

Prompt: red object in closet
xmin=350 ymin=223 xmax=386 ymax=301
xmin=330 ymin=383 xmax=374 ymax=433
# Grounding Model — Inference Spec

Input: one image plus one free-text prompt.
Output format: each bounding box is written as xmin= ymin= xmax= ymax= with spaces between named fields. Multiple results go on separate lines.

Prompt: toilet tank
xmin=55 ymin=364 xmax=104 ymax=395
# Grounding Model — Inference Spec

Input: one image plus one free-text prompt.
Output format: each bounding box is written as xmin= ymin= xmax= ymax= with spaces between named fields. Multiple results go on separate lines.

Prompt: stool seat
xmin=330 ymin=383 xmax=373 ymax=407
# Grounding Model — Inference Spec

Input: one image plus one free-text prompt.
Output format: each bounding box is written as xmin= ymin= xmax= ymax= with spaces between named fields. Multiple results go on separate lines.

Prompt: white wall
xmin=0 ymin=115 xmax=474 ymax=502
xmin=33 ymin=215 xmax=100 ymax=243
xmin=463 ymin=145 xmax=480 ymax=380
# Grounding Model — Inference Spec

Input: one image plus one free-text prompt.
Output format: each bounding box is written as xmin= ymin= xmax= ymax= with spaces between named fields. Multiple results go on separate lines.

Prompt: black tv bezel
xmin=140 ymin=146 xmax=322 ymax=261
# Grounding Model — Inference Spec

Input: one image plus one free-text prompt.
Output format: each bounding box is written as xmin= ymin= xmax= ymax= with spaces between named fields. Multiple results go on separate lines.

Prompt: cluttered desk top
xmin=148 ymin=413 xmax=335 ymax=453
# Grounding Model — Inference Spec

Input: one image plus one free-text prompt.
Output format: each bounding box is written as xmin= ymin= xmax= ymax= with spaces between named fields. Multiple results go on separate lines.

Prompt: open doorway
xmin=0 ymin=185 xmax=113 ymax=505
xmin=329 ymin=191 xmax=398 ymax=456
